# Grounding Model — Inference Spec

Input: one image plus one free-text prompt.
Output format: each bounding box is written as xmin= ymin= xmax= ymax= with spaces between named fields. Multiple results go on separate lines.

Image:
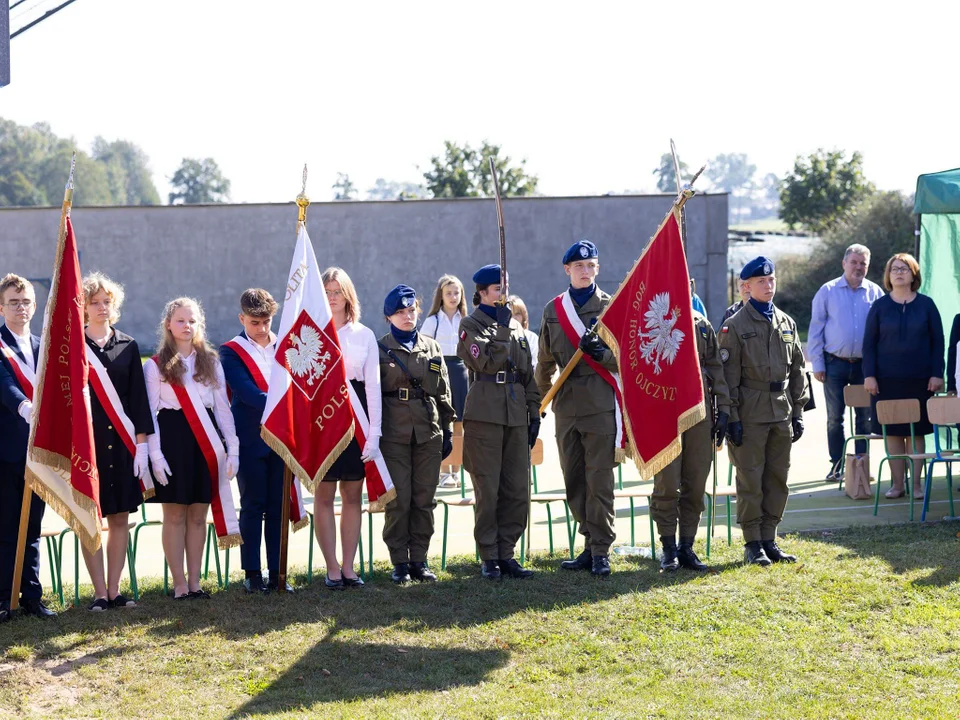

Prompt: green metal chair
xmin=872 ymin=398 xmax=935 ymax=521
xmin=921 ymin=396 xmax=959 ymax=521
xmin=40 ymin=528 xmax=62 ymax=602
xmin=301 ymin=498 xmax=366 ymax=583
xmin=613 ymin=465 xmax=656 ymax=556
xmin=705 ymin=447 xmax=736 ymax=557
xmin=527 ymin=438 xmax=574 ymax=558
xmin=437 ymin=435 xmax=479 ymax=570
xmin=132 ymin=505 xmax=222 ymax=595
xmin=57 ymin=520 xmax=138 ymax=607
xmin=836 ymin=384 xmax=883 ymax=489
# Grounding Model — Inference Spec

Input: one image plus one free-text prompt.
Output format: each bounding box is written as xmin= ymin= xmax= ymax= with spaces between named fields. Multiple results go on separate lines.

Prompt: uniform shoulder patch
xmin=428 ymin=359 xmax=442 ymax=373
xmin=740 ymin=331 xmax=757 ymax=339
xmin=720 ymin=348 xmax=730 ymax=363
xmin=470 ymin=343 xmax=480 ymax=359
xmin=519 ymin=337 xmax=528 ymax=350
xmin=721 ymin=326 xmax=729 ymax=333
xmin=699 ymin=327 xmax=708 ymax=337
xmin=459 ymin=330 xmax=467 ymax=340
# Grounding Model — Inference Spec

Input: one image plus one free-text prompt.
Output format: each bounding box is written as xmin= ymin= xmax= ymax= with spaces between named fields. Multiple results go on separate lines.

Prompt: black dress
xmin=324 ymin=379 xmax=367 ymax=482
xmin=86 ymin=329 xmax=155 ymax=516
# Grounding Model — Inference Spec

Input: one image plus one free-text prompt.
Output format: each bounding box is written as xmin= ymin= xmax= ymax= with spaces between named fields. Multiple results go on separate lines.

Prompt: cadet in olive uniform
xmin=651 ymin=309 xmax=731 ymax=571
xmin=378 ymin=285 xmax=456 ymax=583
xmin=719 ymin=257 xmax=807 ymax=566
xmin=457 ymin=265 xmax=541 ymax=580
xmin=536 ymin=240 xmax=618 ymax=577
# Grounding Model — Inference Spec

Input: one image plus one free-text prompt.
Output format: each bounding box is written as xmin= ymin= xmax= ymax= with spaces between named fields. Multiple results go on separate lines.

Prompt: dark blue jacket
xmin=0 ymin=324 xmax=40 ymax=464
xmin=220 ymin=334 xmax=271 ymax=458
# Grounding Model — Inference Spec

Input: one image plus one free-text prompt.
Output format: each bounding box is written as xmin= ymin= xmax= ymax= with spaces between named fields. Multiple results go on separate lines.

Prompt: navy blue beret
xmin=472 ymin=264 xmax=502 ymax=286
xmin=383 ymin=284 xmax=417 ymax=316
xmin=740 ymin=256 xmax=775 ymax=280
xmin=563 ymin=240 xmax=598 ymax=265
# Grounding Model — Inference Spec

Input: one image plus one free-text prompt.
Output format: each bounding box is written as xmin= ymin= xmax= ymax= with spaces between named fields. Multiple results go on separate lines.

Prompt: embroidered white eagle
xmin=638 ymin=291 xmax=685 ymax=375
xmin=285 ymin=325 xmax=331 ymax=386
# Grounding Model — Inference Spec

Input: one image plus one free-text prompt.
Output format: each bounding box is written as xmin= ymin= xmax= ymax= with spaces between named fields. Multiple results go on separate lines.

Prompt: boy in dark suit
xmin=220 ymin=289 xmax=291 ymax=593
xmin=0 ymin=274 xmax=55 ymax=621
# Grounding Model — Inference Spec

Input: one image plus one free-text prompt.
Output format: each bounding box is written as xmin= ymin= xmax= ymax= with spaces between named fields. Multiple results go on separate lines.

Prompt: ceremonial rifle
xmin=489 ymin=157 xmax=509 ymax=304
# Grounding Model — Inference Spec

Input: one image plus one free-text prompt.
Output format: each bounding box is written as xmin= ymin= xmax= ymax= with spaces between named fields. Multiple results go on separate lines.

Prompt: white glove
xmin=150 ymin=454 xmax=172 ymax=486
xmin=360 ymin=435 xmax=381 ymax=463
xmin=132 ymin=442 xmax=149 ymax=481
xmin=17 ymin=401 xmax=32 ymax=424
xmin=226 ymin=454 xmax=239 ymax=479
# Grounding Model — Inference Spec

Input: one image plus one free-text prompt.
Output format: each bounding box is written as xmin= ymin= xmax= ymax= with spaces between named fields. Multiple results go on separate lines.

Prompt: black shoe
xmin=244 ymin=573 xmax=266 ymax=594
xmin=0 ymin=600 xmax=11 ymax=623
xmin=660 ymin=544 xmax=679 ymax=572
xmin=188 ymin=589 xmax=212 ymax=600
xmin=109 ymin=593 xmax=136 ymax=608
xmin=20 ymin=598 xmax=57 ymax=618
xmin=87 ymin=598 xmax=110 ymax=612
xmin=408 ymin=561 xmax=437 ymax=582
xmin=744 ymin=541 xmax=772 ymax=567
xmin=677 ymin=539 xmax=707 ymax=571
xmin=761 ymin=540 xmax=797 ymax=563
xmin=342 ymin=574 xmax=364 ymax=588
xmin=265 ymin=574 xmax=295 ymax=593
xmin=391 ymin=563 xmax=411 ymax=584
xmin=500 ymin=558 xmax=534 ymax=579
xmin=591 ymin=555 xmax=611 ymax=577
xmin=324 ymin=576 xmax=344 ymax=589
xmin=560 ymin=549 xmax=592 ymax=571
xmin=481 ymin=560 xmax=501 ymax=580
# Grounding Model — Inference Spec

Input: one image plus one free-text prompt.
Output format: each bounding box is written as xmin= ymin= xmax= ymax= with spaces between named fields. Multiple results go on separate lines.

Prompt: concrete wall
xmin=0 ymin=194 xmax=728 ymax=350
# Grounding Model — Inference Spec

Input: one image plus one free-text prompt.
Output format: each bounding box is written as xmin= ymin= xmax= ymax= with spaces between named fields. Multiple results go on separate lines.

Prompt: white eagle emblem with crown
xmin=638 ymin=291 xmax=685 ymax=375
xmin=285 ymin=325 xmax=332 ymax=386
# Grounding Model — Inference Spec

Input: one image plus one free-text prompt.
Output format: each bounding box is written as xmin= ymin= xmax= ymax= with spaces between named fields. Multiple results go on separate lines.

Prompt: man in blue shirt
xmin=807 ymin=244 xmax=884 ymax=480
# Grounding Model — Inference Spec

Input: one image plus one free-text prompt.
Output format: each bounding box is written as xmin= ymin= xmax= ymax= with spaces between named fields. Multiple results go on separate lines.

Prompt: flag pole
xmin=538 ymin=165 xmax=705 ymax=417
xmin=11 ymin=152 xmax=76 ymax=612
xmin=276 ymin=165 xmax=309 ymax=594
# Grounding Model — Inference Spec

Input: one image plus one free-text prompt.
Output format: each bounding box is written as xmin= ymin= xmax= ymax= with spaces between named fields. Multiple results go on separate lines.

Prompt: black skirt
xmin=870 ymin=377 xmax=934 ymax=436
xmin=445 ymin=356 xmax=468 ymax=421
xmin=94 ymin=427 xmax=143 ymax=517
xmin=324 ymin=380 xmax=367 ymax=482
xmin=147 ymin=409 xmax=215 ymax=505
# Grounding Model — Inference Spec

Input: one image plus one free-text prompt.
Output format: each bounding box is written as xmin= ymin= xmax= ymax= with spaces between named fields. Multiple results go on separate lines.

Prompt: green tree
xmin=707 ymin=153 xmax=757 ymax=223
xmin=779 ymin=149 xmax=874 ymax=233
xmin=168 ymin=158 xmax=231 ymax=204
xmin=332 ymin=172 xmax=357 ymax=200
xmin=91 ymin=137 xmax=160 ymax=205
xmin=652 ymin=152 xmax=688 ymax=193
xmin=422 ymin=141 xmax=538 ymax=198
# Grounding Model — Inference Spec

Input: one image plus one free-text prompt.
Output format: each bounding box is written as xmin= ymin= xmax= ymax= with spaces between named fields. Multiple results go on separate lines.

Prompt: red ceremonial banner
xmin=28 ymin=215 xmax=102 ymax=552
xmin=596 ymin=212 xmax=705 ymax=479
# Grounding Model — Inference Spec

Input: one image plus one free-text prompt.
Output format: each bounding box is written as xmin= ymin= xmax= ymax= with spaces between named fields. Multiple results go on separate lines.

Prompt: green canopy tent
xmin=915 ymin=168 xmax=960 ymax=379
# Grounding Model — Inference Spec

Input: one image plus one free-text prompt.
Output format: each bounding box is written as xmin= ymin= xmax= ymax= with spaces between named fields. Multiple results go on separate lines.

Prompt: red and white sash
xmin=346 ymin=382 xmax=396 ymax=511
xmin=152 ymin=357 xmax=242 ymax=549
xmin=553 ymin=291 xmax=628 ymax=457
xmin=223 ymin=335 xmax=307 ymax=531
xmin=87 ymin=346 xmax=155 ymax=500
xmin=0 ymin=337 xmax=35 ymax=400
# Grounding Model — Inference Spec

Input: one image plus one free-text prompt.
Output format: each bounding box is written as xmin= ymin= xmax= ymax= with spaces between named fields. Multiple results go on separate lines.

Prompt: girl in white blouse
xmin=145 ymin=297 xmax=239 ymax=600
xmin=421 ymin=275 xmax=468 ymax=488
xmin=315 ymin=268 xmax=381 ymax=588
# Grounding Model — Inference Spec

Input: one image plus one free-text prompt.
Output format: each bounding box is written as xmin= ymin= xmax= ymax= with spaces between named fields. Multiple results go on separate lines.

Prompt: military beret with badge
xmin=562 ymin=240 xmax=598 ymax=265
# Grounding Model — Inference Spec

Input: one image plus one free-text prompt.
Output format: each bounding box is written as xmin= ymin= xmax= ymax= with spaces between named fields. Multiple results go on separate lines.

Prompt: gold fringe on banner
xmin=291 ymin=515 xmax=310 ymax=533
xmin=216 ymin=533 xmax=243 ymax=551
xmin=367 ymin=485 xmax=397 ymax=513
xmin=261 ymin=424 xmax=355 ymax=494
xmin=26 ymin=469 xmax=101 ymax=554
xmin=142 ymin=487 xmax=156 ymax=502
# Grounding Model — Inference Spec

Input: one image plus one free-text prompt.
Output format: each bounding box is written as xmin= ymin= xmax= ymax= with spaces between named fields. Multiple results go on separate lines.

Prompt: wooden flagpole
xmin=10 ymin=153 xmax=76 ymax=611
xmin=538 ymin=165 xmax=705 ymax=416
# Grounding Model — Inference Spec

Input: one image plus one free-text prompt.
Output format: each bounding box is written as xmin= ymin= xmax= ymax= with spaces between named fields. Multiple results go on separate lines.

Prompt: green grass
xmin=2 ymin=524 xmax=960 ymax=718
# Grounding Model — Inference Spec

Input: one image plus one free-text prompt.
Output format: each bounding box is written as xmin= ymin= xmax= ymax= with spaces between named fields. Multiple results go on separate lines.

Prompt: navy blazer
xmin=0 ymin=324 xmax=40 ymax=464
xmin=220 ymin=333 xmax=271 ymax=458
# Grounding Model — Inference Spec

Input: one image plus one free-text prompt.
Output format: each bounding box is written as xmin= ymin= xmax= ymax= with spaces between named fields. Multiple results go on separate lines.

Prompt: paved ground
xmin=37 ymin=370 xmax=960 ymax=596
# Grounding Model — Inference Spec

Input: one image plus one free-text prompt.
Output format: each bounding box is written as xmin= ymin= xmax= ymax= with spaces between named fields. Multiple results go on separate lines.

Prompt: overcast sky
xmin=5 ymin=0 xmax=959 ymax=203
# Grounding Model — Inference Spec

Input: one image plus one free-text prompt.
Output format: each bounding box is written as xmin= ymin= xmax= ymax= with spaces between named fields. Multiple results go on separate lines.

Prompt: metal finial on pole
xmin=296 ymin=164 xmax=309 ymax=225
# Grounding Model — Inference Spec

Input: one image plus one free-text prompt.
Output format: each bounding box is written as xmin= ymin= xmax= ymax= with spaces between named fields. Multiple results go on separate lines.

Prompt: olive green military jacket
xmin=377 ymin=332 xmax=455 ymax=444
xmin=694 ymin=311 xmax=732 ymax=416
xmin=718 ymin=302 xmax=807 ymax=425
xmin=535 ymin=288 xmax=619 ymax=418
xmin=456 ymin=309 xmax=539 ymax=427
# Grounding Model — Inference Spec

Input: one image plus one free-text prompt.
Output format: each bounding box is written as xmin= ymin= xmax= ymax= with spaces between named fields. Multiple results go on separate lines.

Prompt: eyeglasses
xmin=890 ymin=266 xmax=911 ymax=275
xmin=4 ymin=300 xmax=33 ymax=309
xmin=325 ymin=290 xmax=343 ymax=298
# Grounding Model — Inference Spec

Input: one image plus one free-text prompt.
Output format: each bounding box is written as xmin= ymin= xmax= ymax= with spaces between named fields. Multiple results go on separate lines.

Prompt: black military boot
xmin=761 ymin=540 xmax=797 ymax=563
xmin=743 ymin=541 xmax=772 ymax=567
xmin=591 ymin=555 xmax=611 ymax=577
xmin=660 ymin=536 xmax=679 ymax=572
xmin=500 ymin=558 xmax=534 ymax=579
xmin=408 ymin=561 xmax=437 ymax=582
xmin=391 ymin=563 xmax=411 ymax=584
xmin=560 ymin=549 xmax=592 ymax=571
xmin=677 ymin=537 xmax=707 ymax=571
xmin=481 ymin=559 xmax=502 ymax=580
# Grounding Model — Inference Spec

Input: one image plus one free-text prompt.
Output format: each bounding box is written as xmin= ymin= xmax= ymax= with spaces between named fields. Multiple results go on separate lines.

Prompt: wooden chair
xmin=872 ymin=399 xmax=936 ymax=521
xmin=438 ymin=435 xmax=478 ymax=570
xmin=837 ymin=384 xmax=884 ymax=488
xmin=921 ymin=396 xmax=960 ymax=521
xmin=527 ymin=438 xmax=574 ymax=558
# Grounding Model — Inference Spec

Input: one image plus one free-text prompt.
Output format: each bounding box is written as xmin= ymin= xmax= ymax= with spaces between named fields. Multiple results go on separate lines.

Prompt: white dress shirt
xmin=338 ymin=321 xmax=382 ymax=437
xmin=241 ymin=331 xmax=277 ymax=381
xmin=144 ymin=351 xmax=239 ymax=455
xmin=524 ymin=329 xmax=539 ymax=370
xmin=13 ymin=327 xmax=35 ymax=370
xmin=422 ymin=311 xmax=462 ymax=356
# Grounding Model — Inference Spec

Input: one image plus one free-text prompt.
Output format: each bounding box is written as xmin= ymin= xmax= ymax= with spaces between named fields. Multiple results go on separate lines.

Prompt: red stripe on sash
xmin=87 ymin=369 xmax=137 ymax=457
xmin=0 ymin=343 xmax=34 ymax=400
xmin=222 ymin=340 xmax=269 ymax=392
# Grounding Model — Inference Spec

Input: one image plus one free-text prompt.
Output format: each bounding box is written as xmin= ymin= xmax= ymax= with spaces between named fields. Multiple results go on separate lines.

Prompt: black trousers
xmin=0 ymin=460 xmax=46 ymax=602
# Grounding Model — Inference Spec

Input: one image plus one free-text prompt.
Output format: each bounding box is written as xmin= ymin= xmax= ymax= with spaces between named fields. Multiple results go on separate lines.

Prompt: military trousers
xmin=555 ymin=411 xmax=617 ymax=556
xmin=462 ymin=420 xmax=529 ymax=561
xmin=729 ymin=421 xmax=792 ymax=543
xmin=651 ymin=415 xmax=713 ymax=540
xmin=381 ymin=434 xmax=442 ymax=564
